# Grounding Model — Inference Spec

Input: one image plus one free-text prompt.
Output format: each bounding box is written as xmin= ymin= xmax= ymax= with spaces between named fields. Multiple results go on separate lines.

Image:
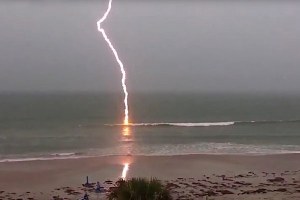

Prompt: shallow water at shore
xmin=1 ymin=93 xmax=300 ymax=160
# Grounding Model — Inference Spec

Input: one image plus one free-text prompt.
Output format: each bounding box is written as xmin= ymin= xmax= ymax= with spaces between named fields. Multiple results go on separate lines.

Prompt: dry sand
xmin=0 ymin=154 xmax=299 ymax=199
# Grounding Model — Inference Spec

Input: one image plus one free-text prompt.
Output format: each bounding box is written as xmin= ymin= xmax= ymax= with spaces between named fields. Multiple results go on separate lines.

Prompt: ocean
xmin=0 ymin=92 xmax=300 ymax=162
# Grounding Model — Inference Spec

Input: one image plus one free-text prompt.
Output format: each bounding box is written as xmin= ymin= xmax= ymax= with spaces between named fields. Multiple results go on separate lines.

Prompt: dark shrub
xmin=107 ymin=178 xmax=172 ymax=200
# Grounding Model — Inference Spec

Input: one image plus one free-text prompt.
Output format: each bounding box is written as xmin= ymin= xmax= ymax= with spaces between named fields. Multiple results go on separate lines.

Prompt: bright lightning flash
xmin=122 ymin=163 xmax=129 ymax=179
xmin=97 ymin=0 xmax=129 ymax=125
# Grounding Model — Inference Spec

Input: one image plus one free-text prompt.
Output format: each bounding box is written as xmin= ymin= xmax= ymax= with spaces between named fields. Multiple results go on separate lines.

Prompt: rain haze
xmin=0 ymin=0 xmax=300 ymax=93
xmin=2 ymin=1 xmax=300 ymax=198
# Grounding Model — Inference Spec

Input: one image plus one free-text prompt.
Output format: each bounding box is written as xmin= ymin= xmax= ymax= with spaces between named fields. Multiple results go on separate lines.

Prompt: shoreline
xmin=1 ymin=152 xmax=300 ymax=163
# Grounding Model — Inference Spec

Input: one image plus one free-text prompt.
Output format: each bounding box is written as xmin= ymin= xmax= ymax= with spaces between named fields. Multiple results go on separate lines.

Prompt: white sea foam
xmin=0 ymin=152 xmax=84 ymax=163
xmin=164 ymin=122 xmax=235 ymax=127
xmin=80 ymin=143 xmax=300 ymax=158
xmin=50 ymin=152 xmax=77 ymax=156
xmin=106 ymin=122 xmax=235 ymax=127
xmin=1 ymin=143 xmax=300 ymax=163
xmin=105 ymin=119 xmax=300 ymax=127
xmin=0 ymin=155 xmax=86 ymax=163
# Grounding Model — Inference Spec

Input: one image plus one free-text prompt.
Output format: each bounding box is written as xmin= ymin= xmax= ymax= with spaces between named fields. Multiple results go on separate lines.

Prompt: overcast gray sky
xmin=0 ymin=0 xmax=300 ymax=93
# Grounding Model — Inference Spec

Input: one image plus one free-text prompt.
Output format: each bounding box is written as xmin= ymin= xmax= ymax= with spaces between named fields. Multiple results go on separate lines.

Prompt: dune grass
xmin=107 ymin=178 xmax=172 ymax=200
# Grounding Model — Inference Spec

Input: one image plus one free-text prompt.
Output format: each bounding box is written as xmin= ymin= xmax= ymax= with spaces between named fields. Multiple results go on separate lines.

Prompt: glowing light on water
xmin=122 ymin=163 xmax=129 ymax=179
xmin=97 ymin=0 xmax=129 ymax=125
xmin=122 ymin=127 xmax=130 ymax=136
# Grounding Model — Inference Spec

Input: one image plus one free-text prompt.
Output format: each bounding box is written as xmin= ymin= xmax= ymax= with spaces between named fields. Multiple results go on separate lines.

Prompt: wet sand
xmin=0 ymin=154 xmax=299 ymax=199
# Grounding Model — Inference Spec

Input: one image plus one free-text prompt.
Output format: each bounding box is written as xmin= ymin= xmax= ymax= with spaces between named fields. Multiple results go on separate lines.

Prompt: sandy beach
xmin=0 ymin=154 xmax=299 ymax=199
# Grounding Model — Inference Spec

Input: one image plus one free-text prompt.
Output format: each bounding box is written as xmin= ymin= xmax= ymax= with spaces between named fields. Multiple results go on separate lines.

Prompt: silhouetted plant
xmin=107 ymin=178 xmax=172 ymax=200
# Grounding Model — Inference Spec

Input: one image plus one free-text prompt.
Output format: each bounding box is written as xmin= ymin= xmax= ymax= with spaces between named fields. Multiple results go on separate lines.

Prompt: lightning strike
xmin=97 ymin=0 xmax=129 ymax=125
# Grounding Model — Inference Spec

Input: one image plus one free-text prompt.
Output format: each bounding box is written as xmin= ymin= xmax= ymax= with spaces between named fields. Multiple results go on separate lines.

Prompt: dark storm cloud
xmin=0 ymin=0 xmax=299 ymax=93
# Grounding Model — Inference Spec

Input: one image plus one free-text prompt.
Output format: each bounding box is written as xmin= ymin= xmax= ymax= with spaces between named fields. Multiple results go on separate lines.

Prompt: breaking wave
xmin=126 ymin=122 xmax=234 ymax=127
xmin=0 ymin=152 xmax=84 ymax=163
xmin=106 ymin=119 xmax=300 ymax=127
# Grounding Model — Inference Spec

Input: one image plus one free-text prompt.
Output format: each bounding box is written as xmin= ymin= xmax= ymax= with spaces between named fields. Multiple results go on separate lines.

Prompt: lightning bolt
xmin=97 ymin=0 xmax=129 ymax=125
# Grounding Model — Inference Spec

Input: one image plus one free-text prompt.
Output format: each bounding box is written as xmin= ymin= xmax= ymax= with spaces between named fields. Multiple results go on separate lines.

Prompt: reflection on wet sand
xmin=121 ymin=163 xmax=129 ymax=179
xmin=120 ymin=126 xmax=133 ymax=179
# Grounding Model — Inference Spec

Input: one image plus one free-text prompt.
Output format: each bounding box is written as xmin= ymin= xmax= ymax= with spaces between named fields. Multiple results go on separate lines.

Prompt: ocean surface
xmin=0 ymin=92 xmax=300 ymax=162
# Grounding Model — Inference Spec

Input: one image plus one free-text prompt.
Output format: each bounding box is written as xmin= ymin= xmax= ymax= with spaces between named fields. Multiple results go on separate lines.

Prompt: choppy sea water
xmin=0 ymin=92 xmax=300 ymax=162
